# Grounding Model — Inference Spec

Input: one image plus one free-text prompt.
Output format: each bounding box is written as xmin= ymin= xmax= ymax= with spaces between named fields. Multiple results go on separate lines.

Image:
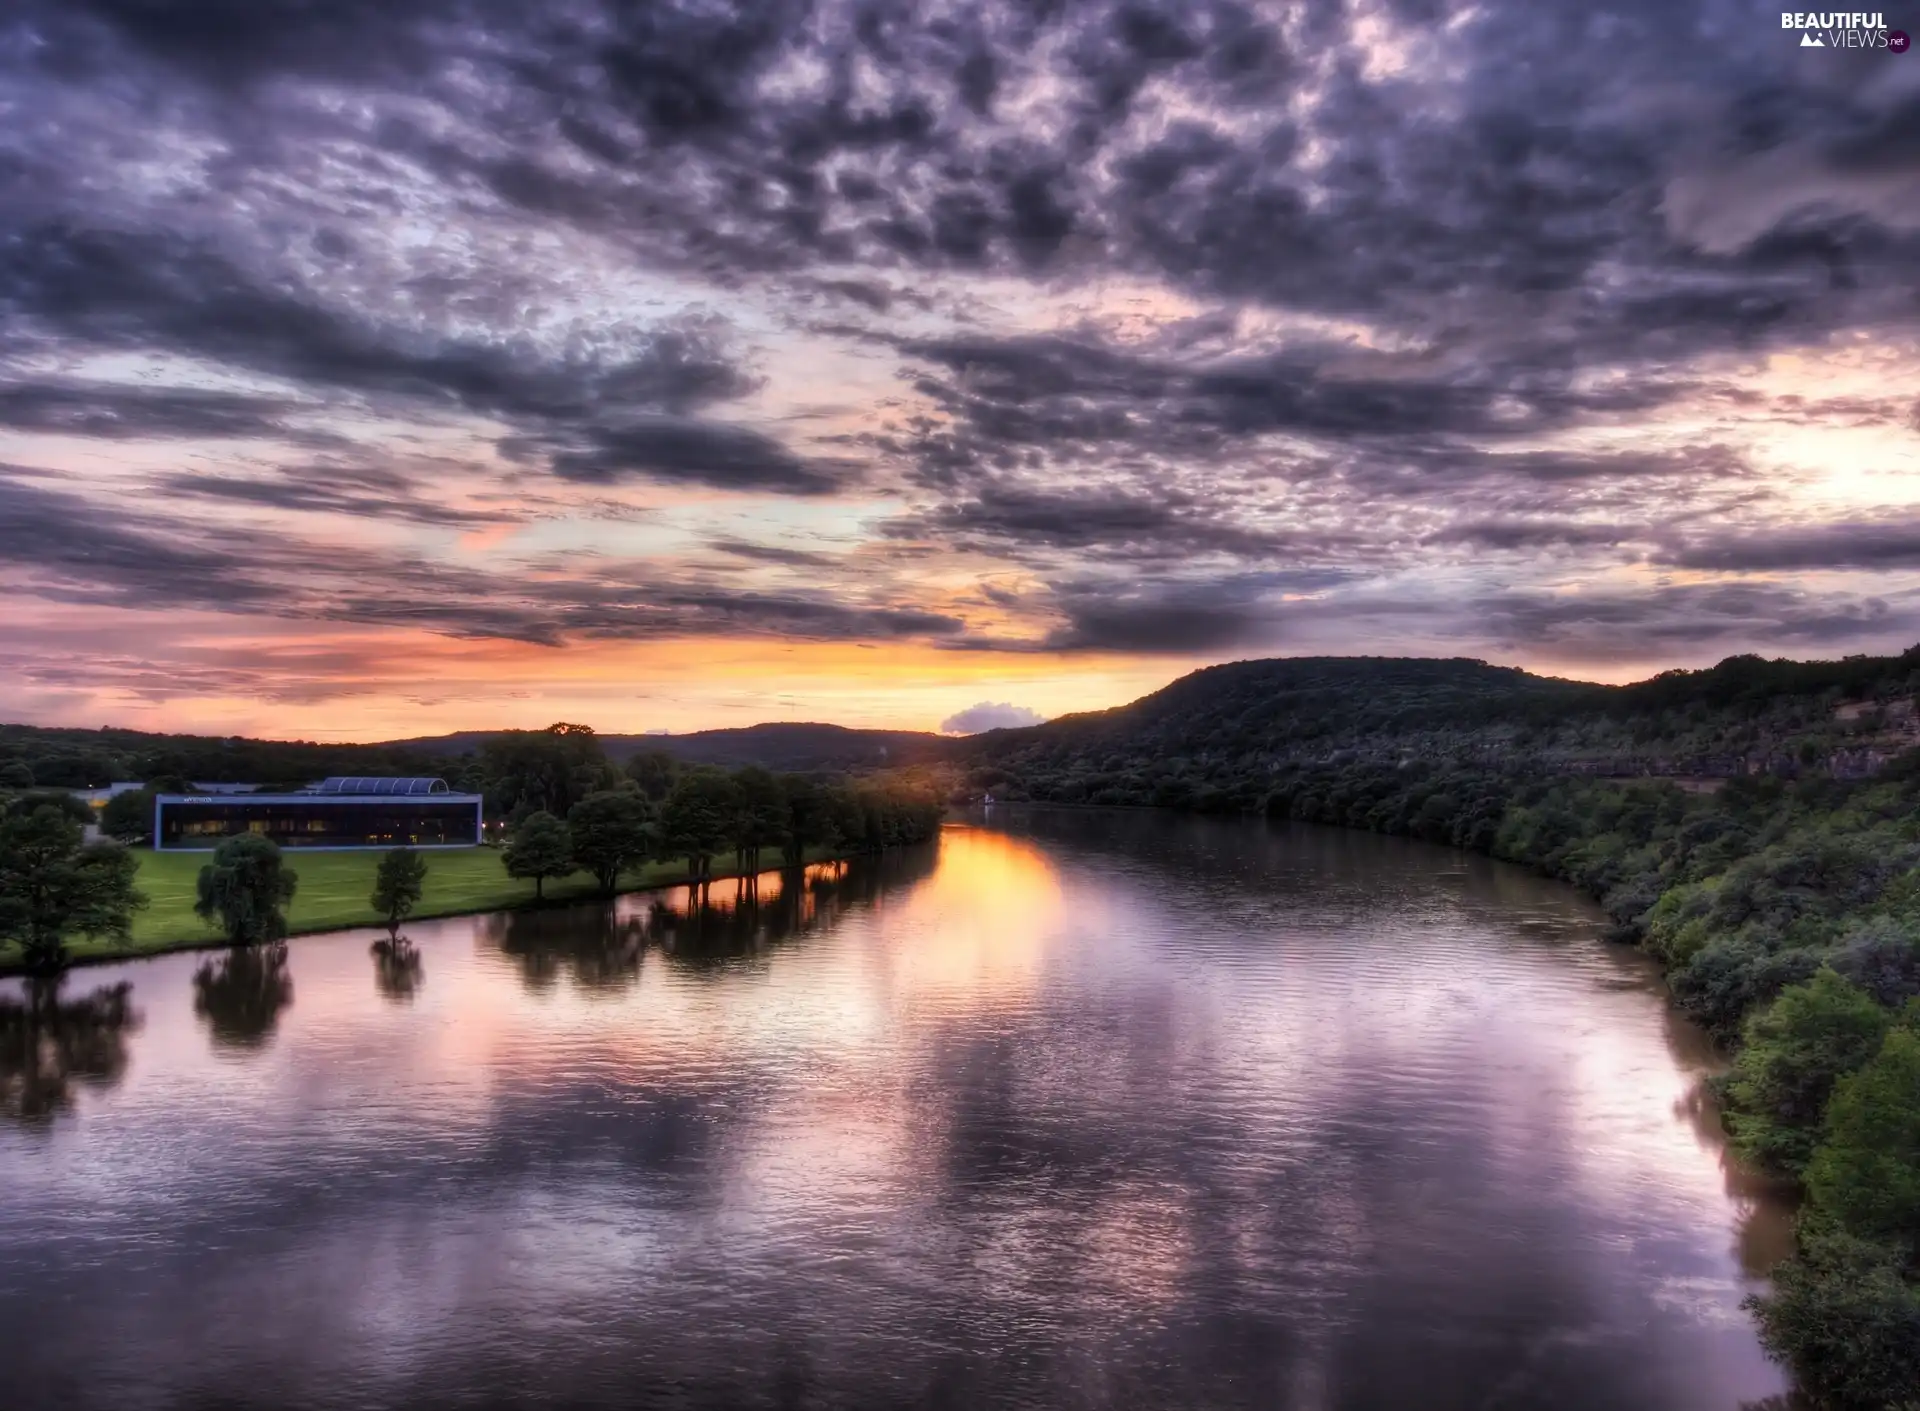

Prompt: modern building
xmin=153 ymin=777 xmax=484 ymax=851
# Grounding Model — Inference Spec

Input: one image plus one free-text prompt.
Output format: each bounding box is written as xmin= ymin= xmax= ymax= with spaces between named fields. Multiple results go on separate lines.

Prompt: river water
xmin=0 ymin=811 xmax=1793 ymax=1410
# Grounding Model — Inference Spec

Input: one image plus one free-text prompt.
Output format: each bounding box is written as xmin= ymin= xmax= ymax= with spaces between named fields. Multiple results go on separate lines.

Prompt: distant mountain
xmin=952 ymin=649 xmax=1920 ymax=807
xmin=388 ymin=721 xmax=953 ymax=771
xmin=10 ymin=648 xmax=1917 ymax=794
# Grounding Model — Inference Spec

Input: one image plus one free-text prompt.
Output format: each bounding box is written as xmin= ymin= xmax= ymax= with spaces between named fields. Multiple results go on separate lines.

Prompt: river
xmin=0 ymin=811 xmax=1794 ymax=1409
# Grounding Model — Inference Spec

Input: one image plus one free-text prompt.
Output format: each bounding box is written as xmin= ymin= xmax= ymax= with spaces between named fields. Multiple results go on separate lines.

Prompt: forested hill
xmin=958 ymin=649 xmax=1920 ymax=809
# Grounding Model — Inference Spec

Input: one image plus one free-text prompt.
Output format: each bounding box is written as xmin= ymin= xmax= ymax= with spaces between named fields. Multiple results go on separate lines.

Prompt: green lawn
xmin=6 ymin=845 xmax=799 ymax=970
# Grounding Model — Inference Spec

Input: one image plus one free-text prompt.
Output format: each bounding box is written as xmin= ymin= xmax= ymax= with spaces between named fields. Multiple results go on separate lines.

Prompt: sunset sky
xmin=2 ymin=1 xmax=1917 ymax=741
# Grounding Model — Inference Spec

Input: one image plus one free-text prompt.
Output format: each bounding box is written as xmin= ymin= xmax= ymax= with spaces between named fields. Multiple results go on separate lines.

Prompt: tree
xmin=481 ymin=723 xmax=616 ymax=821
xmin=0 ymin=761 xmax=33 ymax=790
xmin=731 ymin=767 xmax=789 ymax=874
xmin=779 ymin=774 xmax=838 ymax=865
xmin=624 ymin=750 xmax=679 ymax=802
xmin=1723 ymin=969 xmax=1890 ymax=1176
xmin=660 ymin=771 xmax=740 ymax=883
xmin=194 ymin=834 xmax=297 ymax=945
xmin=567 ymin=790 xmax=653 ymax=897
xmin=0 ymin=805 xmax=147 ymax=971
xmin=1749 ymin=1223 xmax=1920 ymax=1411
xmin=1805 ymin=1022 xmax=1920 ymax=1252
xmin=100 ymin=788 xmax=155 ymax=845
xmin=4 ymin=790 xmax=93 ymax=825
xmin=370 ymin=847 xmax=428 ymax=941
xmin=504 ymin=811 xmax=573 ymax=900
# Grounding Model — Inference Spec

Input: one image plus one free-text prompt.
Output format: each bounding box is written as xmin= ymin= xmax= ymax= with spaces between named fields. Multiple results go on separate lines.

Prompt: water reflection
xmin=192 ymin=943 xmax=294 ymax=1049
xmin=0 ymin=977 xmax=140 ymax=1125
xmin=370 ymin=936 xmax=424 ymax=1003
xmin=0 ymin=817 xmax=1793 ymax=1411
xmin=487 ymin=902 xmax=647 ymax=994
xmin=484 ymin=847 xmax=942 ymax=993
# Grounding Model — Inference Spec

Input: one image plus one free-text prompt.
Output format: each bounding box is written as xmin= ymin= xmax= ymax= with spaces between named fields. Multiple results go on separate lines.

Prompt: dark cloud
xmin=0 ymin=380 xmax=318 ymax=442
xmin=1475 ymin=582 xmax=1910 ymax=659
xmin=1034 ymin=573 xmax=1352 ymax=654
xmin=156 ymin=466 xmax=522 ymax=528
xmin=0 ymin=224 xmax=824 ymax=494
xmin=2 ymin=0 xmax=1918 ymax=674
xmin=707 ymin=539 xmax=842 ymax=568
xmin=0 ymin=466 xmax=961 ymax=647
xmin=1658 ymin=517 xmax=1920 ymax=573
xmin=544 ymin=419 xmax=852 ymax=495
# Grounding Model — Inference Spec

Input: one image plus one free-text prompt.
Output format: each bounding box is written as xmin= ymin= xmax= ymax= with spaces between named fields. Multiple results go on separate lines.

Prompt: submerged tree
xmin=370 ymin=846 xmax=428 ymax=941
xmin=0 ymin=805 xmax=146 ymax=971
xmin=194 ymin=834 xmax=297 ymax=946
xmin=504 ymin=810 xmax=573 ymax=900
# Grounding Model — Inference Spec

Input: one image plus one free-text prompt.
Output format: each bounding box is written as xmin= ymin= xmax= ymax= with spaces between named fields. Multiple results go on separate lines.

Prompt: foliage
xmin=567 ymin=790 xmax=654 ymax=897
xmin=780 ymin=774 xmax=838 ymax=864
xmin=370 ymin=847 xmax=428 ymax=940
xmin=1805 ymin=1021 xmax=1920 ymax=1257
xmin=502 ymin=811 xmax=573 ymax=900
xmin=99 ymin=788 xmax=155 ymax=845
xmin=481 ymin=723 xmax=619 ymax=823
xmin=0 ymin=806 xmax=147 ymax=970
xmin=194 ymin=834 xmax=297 ymax=945
xmin=731 ymin=766 xmax=789 ymax=872
xmin=660 ymin=770 xmax=741 ymax=881
xmin=0 ymin=761 xmax=33 ymax=790
xmin=1749 ymin=1223 xmax=1920 ymax=1411
xmin=623 ymin=749 xmax=678 ymax=801
xmin=5 ymin=790 xmax=94 ymax=825
xmin=1721 ymin=971 xmax=1891 ymax=1177
xmin=1829 ymin=917 xmax=1920 ymax=1009
xmin=0 ymin=723 xmax=451 ymax=792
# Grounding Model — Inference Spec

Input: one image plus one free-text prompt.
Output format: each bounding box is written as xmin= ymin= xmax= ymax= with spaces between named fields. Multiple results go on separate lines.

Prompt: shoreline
xmin=0 ymin=844 xmax=876 ymax=978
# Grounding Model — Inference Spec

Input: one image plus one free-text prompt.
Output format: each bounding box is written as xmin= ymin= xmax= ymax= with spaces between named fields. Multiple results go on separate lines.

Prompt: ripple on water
xmin=0 ymin=814 xmax=1789 ymax=1411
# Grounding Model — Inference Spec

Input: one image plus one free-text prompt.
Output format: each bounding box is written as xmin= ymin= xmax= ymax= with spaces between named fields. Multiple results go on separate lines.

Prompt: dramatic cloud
xmin=940 ymin=701 xmax=1047 ymax=735
xmin=0 ymin=0 xmax=1916 ymax=730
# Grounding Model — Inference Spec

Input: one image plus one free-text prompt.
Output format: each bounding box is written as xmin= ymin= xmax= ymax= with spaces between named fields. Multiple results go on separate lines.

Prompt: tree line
xmin=502 ymin=761 xmax=943 ymax=901
xmin=0 ymin=733 xmax=942 ymax=973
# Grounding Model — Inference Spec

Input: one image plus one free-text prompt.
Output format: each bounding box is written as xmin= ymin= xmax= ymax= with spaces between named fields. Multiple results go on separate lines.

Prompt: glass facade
xmin=157 ymin=797 xmax=482 ymax=849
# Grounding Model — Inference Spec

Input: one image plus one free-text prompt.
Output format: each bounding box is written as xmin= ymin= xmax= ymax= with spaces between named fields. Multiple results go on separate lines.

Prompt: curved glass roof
xmin=315 ymin=777 xmax=450 ymax=796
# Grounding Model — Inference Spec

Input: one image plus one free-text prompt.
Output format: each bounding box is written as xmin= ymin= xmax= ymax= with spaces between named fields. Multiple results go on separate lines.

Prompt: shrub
xmin=1722 ymin=970 xmax=1890 ymax=1177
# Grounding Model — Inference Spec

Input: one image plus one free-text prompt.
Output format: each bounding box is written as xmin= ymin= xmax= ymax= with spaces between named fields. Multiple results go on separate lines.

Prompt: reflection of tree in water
xmin=370 ymin=937 xmax=424 ymax=1003
xmin=483 ymin=843 xmax=941 ymax=992
xmin=486 ymin=904 xmax=647 ymax=995
xmin=192 ymin=943 xmax=294 ymax=1050
xmin=0 ymin=976 xmax=141 ymax=1125
xmin=654 ymin=845 xmax=940 ymax=973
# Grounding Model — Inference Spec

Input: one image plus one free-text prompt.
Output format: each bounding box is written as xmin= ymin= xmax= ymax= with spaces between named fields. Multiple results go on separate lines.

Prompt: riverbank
xmin=0 ymin=844 xmax=855 ymax=973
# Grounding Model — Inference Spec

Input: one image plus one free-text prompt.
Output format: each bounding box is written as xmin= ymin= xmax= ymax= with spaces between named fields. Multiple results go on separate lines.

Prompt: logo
xmin=1781 ymin=11 xmax=1899 ymax=46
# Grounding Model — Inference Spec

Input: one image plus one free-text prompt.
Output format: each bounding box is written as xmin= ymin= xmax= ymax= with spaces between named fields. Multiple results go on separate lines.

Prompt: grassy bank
xmin=0 ymin=845 xmax=833 ymax=971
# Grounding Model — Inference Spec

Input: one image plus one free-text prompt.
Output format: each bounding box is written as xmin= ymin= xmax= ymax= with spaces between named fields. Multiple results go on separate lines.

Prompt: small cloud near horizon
xmin=941 ymin=702 xmax=1048 ymax=735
